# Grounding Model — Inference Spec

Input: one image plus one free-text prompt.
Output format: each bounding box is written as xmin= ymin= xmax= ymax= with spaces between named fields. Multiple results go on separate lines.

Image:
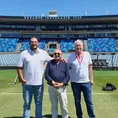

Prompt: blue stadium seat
xmin=88 ymin=38 xmax=117 ymax=52
xmin=20 ymin=39 xmax=46 ymax=51
xmin=60 ymin=39 xmax=75 ymax=52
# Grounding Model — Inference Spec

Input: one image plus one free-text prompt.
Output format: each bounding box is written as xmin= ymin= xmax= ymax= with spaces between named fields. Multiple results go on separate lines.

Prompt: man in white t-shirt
xmin=68 ymin=39 xmax=95 ymax=118
xmin=17 ymin=37 xmax=52 ymax=118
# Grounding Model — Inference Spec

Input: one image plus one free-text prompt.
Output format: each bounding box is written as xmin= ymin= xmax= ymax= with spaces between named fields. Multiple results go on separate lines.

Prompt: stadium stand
xmin=20 ymin=39 xmax=29 ymax=51
xmin=0 ymin=15 xmax=118 ymax=69
xmin=0 ymin=54 xmax=19 ymax=67
xmin=60 ymin=39 xmax=75 ymax=52
xmin=39 ymin=40 xmax=46 ymax=50
xmin=60 ymin=39 xmax=85 ymax=52
xmin=0 ymin=38 xmax=19 ymax=52
xmin=88 ymin=38 xmax=117 ymax=52
xmin=0 ymin=38 xmax=118 ymax=69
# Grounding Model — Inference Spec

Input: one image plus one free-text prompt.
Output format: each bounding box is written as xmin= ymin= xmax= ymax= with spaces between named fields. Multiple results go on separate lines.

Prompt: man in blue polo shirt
xmin=45 ymin=49 xmax=70 ymax=118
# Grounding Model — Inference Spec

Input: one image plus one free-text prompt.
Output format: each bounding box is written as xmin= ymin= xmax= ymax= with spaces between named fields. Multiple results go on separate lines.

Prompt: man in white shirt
xmin=68 ymin=39 xmax=95 ymax=118
xmin=17 ymin=37 xmax=52 ymax=118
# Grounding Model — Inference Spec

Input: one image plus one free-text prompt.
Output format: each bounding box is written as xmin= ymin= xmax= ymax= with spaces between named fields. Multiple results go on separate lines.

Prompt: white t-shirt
xmin=17 ymin=48 xmax=52 ymax=85
xmin=68 ymin=52 xmax=92 ymax=83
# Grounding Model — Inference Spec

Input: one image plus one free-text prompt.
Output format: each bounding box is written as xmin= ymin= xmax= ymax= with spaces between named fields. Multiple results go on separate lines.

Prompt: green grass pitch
xmin=0 ymin=70 xmax=118 ymax=118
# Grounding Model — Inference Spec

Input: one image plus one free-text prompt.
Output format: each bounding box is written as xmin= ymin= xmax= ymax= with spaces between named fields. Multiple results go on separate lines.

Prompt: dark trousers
xmin=71 ymin=82 xmax=95 ymax=118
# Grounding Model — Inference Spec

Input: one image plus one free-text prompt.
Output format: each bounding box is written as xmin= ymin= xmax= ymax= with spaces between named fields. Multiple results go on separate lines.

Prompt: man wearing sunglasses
xmin=45 ymin=49 xmax=70 ymax=118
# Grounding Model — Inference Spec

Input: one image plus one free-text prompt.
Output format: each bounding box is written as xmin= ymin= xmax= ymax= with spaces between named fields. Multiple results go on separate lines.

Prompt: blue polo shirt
xmin=45 ymin=59 xmax=70 ymax=86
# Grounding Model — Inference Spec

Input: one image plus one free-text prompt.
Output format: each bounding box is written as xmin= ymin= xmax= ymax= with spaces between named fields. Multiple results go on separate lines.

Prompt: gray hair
xmin=74 ymin=39 xmax=83 ymax=47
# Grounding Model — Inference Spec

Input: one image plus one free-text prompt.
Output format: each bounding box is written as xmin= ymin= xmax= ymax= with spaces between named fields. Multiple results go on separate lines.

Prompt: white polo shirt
xmin=68 ymin=52 xmax=92 ymax=83
xmin=17 ymin=48 xmax=52 ymax=85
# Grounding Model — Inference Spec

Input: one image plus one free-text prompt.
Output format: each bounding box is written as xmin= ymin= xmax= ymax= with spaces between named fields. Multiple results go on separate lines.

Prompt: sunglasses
xmin=54 ymin=53 xmax=61 ymax=56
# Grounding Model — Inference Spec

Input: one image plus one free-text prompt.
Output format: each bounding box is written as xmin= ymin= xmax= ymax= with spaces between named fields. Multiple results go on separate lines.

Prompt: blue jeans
xmin=71 ymin=82 xmax=95 ymax=118
xmin=22 ymin=84 xmax=44 ymax=118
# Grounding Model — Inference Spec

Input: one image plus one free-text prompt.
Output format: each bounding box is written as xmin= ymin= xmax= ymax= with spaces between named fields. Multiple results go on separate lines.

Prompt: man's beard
xmin=30 ymin=45 xmax=38 ymax=50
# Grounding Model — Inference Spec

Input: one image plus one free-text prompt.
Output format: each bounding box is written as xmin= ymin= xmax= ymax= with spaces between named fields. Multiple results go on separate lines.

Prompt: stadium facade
xmin=0 ymin=15 xmax=118 ymax=69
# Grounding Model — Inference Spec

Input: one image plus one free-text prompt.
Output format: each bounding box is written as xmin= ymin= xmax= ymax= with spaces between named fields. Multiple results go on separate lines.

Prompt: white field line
xmin=0 ymin=92 xmax=118 ymax=95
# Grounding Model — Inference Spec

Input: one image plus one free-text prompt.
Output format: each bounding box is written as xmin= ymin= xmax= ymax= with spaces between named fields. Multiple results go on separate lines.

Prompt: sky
xmin=0 ymin=0 xmax=118 ymax=16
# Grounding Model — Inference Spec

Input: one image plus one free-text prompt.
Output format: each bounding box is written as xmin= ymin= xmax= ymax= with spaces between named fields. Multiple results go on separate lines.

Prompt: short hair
xmin=29 ymin=37 xmax=38 ymax=42
xmin=74 ymin=39 xmax=83 ymax=47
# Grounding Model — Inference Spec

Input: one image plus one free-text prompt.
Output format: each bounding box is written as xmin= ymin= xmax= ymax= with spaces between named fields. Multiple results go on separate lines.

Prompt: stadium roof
xmin=0 ymin=15 xmax=118 ymax=24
